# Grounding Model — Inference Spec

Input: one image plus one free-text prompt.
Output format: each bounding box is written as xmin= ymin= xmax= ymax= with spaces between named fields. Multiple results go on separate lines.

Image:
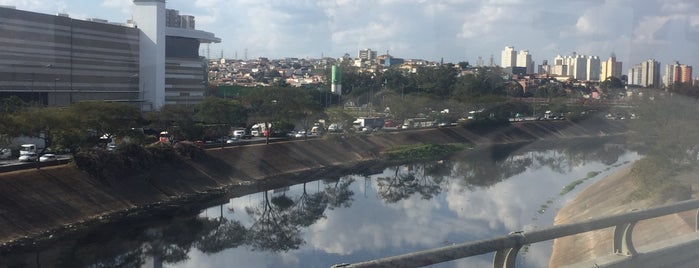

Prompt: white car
xmin=18 ymin=153 xmax=38 ymax=162
xmin=39 ymin=154 xmax=58 ymax=162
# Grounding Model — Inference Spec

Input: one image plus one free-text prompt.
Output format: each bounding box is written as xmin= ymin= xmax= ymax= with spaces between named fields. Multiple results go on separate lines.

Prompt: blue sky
xmin=3 ymin=0 xmax=699 ymax=74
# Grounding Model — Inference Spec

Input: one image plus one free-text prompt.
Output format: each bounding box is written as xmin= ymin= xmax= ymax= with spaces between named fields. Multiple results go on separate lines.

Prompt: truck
xmin=5 ymin=135 xmax=46 ymax=156
xmin=402 ymin=118 xmax=436 ymax=129
xmin=251 ymin=123 xmax=270 ymax=137
xmin=352 ymin=117 xmax=385 ymax=131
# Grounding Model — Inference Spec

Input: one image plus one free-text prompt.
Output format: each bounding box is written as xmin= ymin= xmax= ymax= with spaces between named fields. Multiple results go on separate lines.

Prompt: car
xmin=39 ymin=154 xmax=58 ymax=162
xmin=232 ymin=129 xmax=246 ymax=139
xmin=18 ymin=153 xmax=38 ymax=162
xmin=226 ymin=138 xmax=238 ymax=144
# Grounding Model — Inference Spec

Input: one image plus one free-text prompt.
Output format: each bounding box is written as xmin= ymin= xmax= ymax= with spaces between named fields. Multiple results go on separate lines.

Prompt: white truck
xmin=352 ymin=117 xmax=385 ymax=131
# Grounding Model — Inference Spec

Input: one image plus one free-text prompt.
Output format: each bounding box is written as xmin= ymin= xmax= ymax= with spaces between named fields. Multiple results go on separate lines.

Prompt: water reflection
xmin=0 ymin=138 xmax=638 ymax=268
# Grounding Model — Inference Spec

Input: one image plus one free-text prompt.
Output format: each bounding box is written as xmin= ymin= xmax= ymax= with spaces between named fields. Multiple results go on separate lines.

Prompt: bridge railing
xmin=332 ymin=198 xmax=699 ymax=268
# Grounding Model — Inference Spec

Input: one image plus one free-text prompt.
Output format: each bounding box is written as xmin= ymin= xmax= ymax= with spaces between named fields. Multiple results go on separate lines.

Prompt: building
xmin=552 ymin=55 xmax=568 ymax=76
xmin=628 ymin=64 xmax=642 ymax=86
xmin=585 ymin=56 xmax=600 ymax=81
xmin=665 ymin=61 xmax=693 ymax=86
xmin=629 ymin=59 xmax=660 ymax=88
xmin=538 ymin=60 xmax=551 ymax=75
xmin=516 ymin=50 xmax=534 ymax=74
xmin=358 ymin=48 xmax=377 ymax=61
xmin=501 ymin=46 xmax=516 ymax=68
xmin=0 ymin=0 xmax=220 ymax=110
xmin=600 ymin=54 xmax=623 ymax=80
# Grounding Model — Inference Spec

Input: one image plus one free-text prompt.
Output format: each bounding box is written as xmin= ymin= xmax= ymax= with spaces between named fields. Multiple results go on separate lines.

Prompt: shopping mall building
xmin=0 ymin=0 xmax=220 ymax=111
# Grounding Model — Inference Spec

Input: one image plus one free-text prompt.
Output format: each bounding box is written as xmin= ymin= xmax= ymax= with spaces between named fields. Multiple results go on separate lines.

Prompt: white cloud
xmin=100 ymin=0 xmax=131 ymax=15
xmin=633 ymin=16 xmax=671 ymax=41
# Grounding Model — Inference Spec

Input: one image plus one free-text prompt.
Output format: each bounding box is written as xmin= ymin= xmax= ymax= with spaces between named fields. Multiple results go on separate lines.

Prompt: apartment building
xmin=600 ymin=55 xmax=623 ymax=80
xmin=665 ymin=61 xmax=693 ymax=86
xmin=501 ymin=46 xmax=516 ymax=68
xmin=629 ymin=59 xmax=661 ymax=88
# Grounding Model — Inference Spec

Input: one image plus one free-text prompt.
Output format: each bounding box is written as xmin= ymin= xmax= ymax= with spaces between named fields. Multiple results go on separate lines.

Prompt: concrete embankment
xmin=549 ymin=155 xmax=698 ymax=267
xmin=0 ymin=120 xmax=628 ymax=248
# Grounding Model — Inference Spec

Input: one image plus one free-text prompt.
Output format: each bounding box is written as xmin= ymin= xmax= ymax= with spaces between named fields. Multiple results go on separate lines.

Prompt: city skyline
xmin=2 ymin=0 xmax=698 ymax=72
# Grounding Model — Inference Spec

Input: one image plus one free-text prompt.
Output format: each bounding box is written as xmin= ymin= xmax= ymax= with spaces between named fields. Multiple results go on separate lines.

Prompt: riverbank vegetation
xmin=385 ymin=143 xmax=471 ymax=161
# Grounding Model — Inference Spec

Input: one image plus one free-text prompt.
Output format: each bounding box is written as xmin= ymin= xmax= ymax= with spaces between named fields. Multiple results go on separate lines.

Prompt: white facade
xmin=628 ymin=64 xmax=642 ymax=86
xmin=501 ymin=46 xmax=516 ymax=68
xmin=516 ymin=50 xmax=533 ymax=74
xmin=134 ymin=0 xmax=166 ymax=111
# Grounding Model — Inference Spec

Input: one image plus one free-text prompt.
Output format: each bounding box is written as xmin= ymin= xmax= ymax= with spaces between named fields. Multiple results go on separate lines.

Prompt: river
xmin=0 ymin=138 xmax=639 ymax=268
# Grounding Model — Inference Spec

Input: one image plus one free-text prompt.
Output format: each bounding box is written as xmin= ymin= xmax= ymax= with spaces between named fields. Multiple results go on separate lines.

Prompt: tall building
xmin=629 ymin=59 xmax=660 ymax=88
xmin=0 ymin=1 xmax=220 ymax=110
xmin=516 ymin=50 xmax=534 ymax=74
xmin=538 ymin=60 xmax=550 ymax=75
xmin=501 ymin=46 xmax=516 ymax=68
xmin=665 ymin=61 xmax=693 ymax=86
xmin=552 ymin=54 xmax=568 ymax=76
xmin=628 ymin=64 xmax=642 ymax=86
xmin=358 ymin=48 xmax=376 ymax=61
xmin=585 ymin=56 xmax=601 ymax=81
xmin=600 ymin=54 xmax=623 ymax=80
xmin=563 ymin=53 xmax=589 ymax=81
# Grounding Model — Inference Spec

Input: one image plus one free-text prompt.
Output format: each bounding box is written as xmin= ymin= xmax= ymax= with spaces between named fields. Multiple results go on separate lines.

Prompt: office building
xmin=0 ymin=0 xmax=220 ymax=110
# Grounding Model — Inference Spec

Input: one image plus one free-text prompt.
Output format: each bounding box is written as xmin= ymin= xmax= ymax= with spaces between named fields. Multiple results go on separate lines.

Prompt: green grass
xmin=385 ymin=143 xmax=472 ymax=161
xmin=560 ymin=179 xmax=585 ymax=195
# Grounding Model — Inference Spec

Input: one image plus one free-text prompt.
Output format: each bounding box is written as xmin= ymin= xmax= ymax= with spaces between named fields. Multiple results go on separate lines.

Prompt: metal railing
xmin=332 ymin=198 xmax=699 ymax=268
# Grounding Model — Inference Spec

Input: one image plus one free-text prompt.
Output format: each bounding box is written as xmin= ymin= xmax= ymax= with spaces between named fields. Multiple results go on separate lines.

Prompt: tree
xmin=324 ymin=106 xmax=353 ymax=132
xmin=10 ymin=107 xmax=70 ymax=167
xmin=144 ymin=105 xmax=202 ymax=141
xmin=243 ymin=86 xmax=320 ymax=141
xmin=196 ymin=97 xmax=247 ymax=127
xmin=68 ymin=101 xmax=143 ymax=147
xmin=414 ymin=64 xmax=457 ymax=98
xmin=600 ymin=76 xmax=625 ymax=98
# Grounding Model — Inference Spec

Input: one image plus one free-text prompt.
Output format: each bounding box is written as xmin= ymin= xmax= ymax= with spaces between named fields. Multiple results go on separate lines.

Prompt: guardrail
xmin=332 ymin=198 xmax=699 ymax=268
xmin=0 ymin=158 xmax=71 ymax=173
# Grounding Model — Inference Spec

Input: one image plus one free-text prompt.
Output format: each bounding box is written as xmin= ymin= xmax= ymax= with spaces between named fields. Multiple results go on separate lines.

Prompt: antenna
xmin=245 ymin=48 xmax=248 ymax=61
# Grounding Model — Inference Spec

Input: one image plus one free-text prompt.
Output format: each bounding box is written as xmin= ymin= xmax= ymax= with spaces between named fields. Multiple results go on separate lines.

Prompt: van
xmin=233 ymin=129 xmax=246 ymax=139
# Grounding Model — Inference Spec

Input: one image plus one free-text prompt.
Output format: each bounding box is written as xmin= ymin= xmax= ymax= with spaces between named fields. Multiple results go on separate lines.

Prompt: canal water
xmin=1 ymin=138 xmax=639 ymax=268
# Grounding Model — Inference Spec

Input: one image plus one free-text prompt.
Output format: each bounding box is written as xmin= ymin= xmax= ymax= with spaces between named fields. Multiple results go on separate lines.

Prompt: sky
xmin=3 ymin=0 xmax=699 ymax=73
